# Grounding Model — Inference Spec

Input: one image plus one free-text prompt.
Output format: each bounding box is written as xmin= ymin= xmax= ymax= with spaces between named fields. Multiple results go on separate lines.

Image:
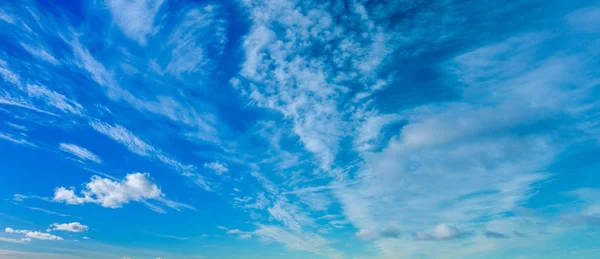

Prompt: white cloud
xmin=70 ymin=41 xmax=217 ymax=142
xmin=5 ymin=121 xmax=27 ymax=131
xmin=224 ymin=228 xmax=252 ymax=239
xmin=164 ymin=5 xmax=226 ymax=78
xmin=90 ymin=121 xmax=155 ymax=156
xmin=0 ymin=132 xmax=35 ymax=147
xmin=0 ymin=59 xmax=20 ymax=86
xmin=25 ymin=206 xmax=70 ymax=217
xmin=52 ymin=173 xmax=191 ymax=211
xmin=252 ymin=225 xmax=342 ymax=259
xmin=104 ymin=0 xmax=164 ymax=45
xmin=203 ymin=161 xmax=228 ymax=175
xmin=5 ymin=228 xmax=63 ymax=240
xmin=24 ymin=84 xmax=83 ymax=115
xmin=0 ymin=10 xmax=16 ymax=24
xmin=21 ymin=43 xmax=59 ymax=65
xmin=13 ymin=194 xmax=28 ymax=202
xmin=330 ymin=11 xmax=600 ymax=256
xmin=50 ymin=222 xmax=88 ymax=233
xmin=0 ymin=93 xmax=58 ymax=116
xmin=0 ymin=237 xmax=31 ymax=243
xmin=237 ymin=0 xmax=394 ymax=171
xmin=418 ymin=224 xmax=463 ymax=240
xmin=59 ymin=143 xmax=102 ymax=164
xmin=89 ymin=120 xmax=211 ymax=190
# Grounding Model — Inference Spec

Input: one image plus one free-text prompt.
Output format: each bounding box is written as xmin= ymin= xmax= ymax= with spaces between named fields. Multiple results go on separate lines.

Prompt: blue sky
xmin=0 ymin=0 xmax=599 ymax=258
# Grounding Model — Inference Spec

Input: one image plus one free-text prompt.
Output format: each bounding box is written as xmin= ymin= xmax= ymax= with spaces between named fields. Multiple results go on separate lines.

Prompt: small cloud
xmin=154 ymin=233 xmax=190 ymax=240
xmin=431 ymin=224 xmax=461 ymax=240
xmin=52 ymin=173 xmax=191 ymax=212
xmin=82 ymin=236 xmax=90 ymax=240
xmin=204 ymin=161 xmax=228 ymax=175
xmin=13 ymin=194 xmax=28 ymax=202
xmin=415 ymin=224 xmax=465 ymax=241
xmin=222 ymin=227 xmax=252 ymax=239
xmin=50 ymin=222 xmax=89 ymax=233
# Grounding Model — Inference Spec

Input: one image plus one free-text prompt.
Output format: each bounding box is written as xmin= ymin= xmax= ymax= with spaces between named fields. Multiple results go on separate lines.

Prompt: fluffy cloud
xmin=5 ymin=228 xmax=63 ymax=240
xmin=59 ymin=143 xmax=102 ymax=164
xmin=52 ymin=173 xmax=190 ymax=211
xmin=50 ymin=222 xmax=89 ymax=233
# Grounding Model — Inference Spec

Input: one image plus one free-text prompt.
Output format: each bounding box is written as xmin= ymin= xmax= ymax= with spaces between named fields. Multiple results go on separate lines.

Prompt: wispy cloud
xmin=20 ymin=43 xmax=59 ymax=65
xmin=0 ymin=237 xmax=31 ymax=243
xmin=104 ymin=0 xmax=164 ymax=45
xmin=89 ymin=121 xmax=154 ymax=156
xmin=0 ymin=132 xmax=35 ymax=147
xmin=24 ymin=84 xmax=83 ymax=115
xmin=253 ymin=225 xmax=342 ymax=259
xmin=59 ymin=143 xmax=102 ymax=164
xmin=24 ymin=206 xmax=71 ymax=217
xmin=0 ymin=10 xmax=16 ymax=24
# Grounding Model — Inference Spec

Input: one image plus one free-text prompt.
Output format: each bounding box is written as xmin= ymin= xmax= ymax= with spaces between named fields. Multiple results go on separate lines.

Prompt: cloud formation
xmin=50 ymin=222 xmax=89 ymax=233
xmin=52 ymin=173 xmax=189 ymax=212
xmin=5 ymin=228 xmax=63 ymax=241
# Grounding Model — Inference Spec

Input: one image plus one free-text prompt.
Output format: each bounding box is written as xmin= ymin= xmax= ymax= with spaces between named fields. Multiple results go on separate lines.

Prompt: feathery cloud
xmin=59 ymin=143 xmax=102 ymax=164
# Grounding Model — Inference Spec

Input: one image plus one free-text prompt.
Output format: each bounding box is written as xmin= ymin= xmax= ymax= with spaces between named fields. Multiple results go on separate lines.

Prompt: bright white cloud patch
xmin=5 ymin=228 xmax=63 ymax=240
xmin=59 ymin=143 xmax=102 ymax=164
xmin=52 ymin=173 xmax=189 ymax=211
xmin=50 ymin=222 xmax=88 ymax=233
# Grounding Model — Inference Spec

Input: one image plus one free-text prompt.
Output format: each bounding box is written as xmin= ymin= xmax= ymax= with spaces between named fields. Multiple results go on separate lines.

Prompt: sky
xmin=0 ymin=0 xmax=599 ymax=258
